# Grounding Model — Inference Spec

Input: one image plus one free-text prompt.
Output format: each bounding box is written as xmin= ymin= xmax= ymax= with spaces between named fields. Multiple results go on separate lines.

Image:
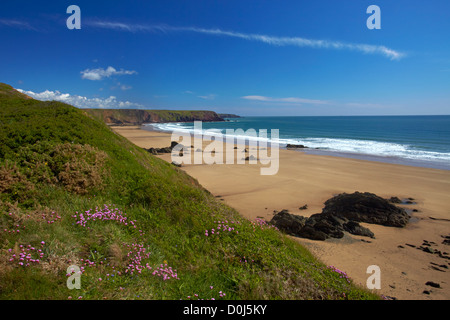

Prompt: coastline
xmin=142 ymin=120 xmax=450 ymax=171
xmin=111 ymin=125 xmax=450 ymax=300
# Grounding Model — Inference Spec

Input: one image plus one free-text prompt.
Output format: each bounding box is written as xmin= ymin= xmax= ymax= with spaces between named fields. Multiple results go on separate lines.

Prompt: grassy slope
xmin=0 ymin=83 xmax=379 ymax=300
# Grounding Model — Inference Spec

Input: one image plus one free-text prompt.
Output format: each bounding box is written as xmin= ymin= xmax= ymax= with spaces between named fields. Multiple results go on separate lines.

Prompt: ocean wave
xmin=145 ymin=123 xmax=450 ymax=163
xmin=287 ymin=137 xmax=450 ymax=162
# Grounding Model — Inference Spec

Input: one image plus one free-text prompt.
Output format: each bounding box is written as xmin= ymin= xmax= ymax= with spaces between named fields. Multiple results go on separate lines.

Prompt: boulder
xmin=388 ymin=196 xmax=402 ymax=204
xmin=305 ymin=214 xmax=345 ymax=239
xmin=270 ymin=191 xmax=408 ymax=241
xmin=244 ymin=155 xmax=257 ymax=161
xmin=270 ymin=210 xmax=307 ymax=235
xmin=146 ymin=141 xmax=184 ymax=155
xmin=286 ymin=144 xmax=307 ymax=148
xmin=343 ymin=221 xmax=374 ymax=238
xmin=322 ymin=192 xmax=409 ymax=227
xmin=297 ymin=225 xmax=327 ymax=241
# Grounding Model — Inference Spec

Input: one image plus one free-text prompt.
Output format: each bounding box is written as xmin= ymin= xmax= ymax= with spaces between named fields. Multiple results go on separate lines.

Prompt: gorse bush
xmin=12 ymin=141 xmax=108 ymax=195
xmin=0 ymin=83 xmax=379 ymax=300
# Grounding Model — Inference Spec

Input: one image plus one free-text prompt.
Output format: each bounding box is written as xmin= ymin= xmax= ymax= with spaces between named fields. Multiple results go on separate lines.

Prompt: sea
xmin=144 ymin=115 xmax=450 ymax=170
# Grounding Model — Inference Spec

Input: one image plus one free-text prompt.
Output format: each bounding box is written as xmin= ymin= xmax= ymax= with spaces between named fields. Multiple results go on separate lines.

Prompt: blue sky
xmin=1 ymin=0 xmax=449 ymax=116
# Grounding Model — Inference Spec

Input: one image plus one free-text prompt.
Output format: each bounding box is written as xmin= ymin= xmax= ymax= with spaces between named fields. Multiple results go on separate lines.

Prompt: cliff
xmin=218 ymin=113 xmax=240 ymax=118
xmin=84 ymin=108 xmax=224 ymax=125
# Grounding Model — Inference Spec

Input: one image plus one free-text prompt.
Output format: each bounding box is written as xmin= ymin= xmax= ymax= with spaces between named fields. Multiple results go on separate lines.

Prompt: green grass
xmin=0 ymin=83 xmax=380 ymax=300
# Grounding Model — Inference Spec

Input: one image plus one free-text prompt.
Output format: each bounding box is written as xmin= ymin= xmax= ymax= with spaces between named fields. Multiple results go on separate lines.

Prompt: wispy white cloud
xmin=119 ymin=84 xmax=132 ymax=91
xmin=111 ymin=82 xmax=132 ymax=91
xmin=242 ymin=95 xmax=392 ymax=111
xmin=87 ymin=21 xmax=405 ymax=60
xmin=343 ymin=102 xmax=386 ymax=109
xmin=81 ymin=66 xmax=137 ymax=80
xmin=242 ymin=95 xmax=328 ymax=105
xmin=0 ymin=19 xmax=37 ymax=31
xmin=198 ymin=94 xmax=216 ymax=100
xmin=16 ymin=88 xmax=143 ymax=109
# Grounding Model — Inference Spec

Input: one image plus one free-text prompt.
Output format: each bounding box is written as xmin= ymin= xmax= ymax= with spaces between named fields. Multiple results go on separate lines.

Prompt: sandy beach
xmin=112 ymin=125 xmax=450 ymax=300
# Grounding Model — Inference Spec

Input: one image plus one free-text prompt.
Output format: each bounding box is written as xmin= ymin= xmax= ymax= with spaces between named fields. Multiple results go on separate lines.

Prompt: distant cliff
xmin=218 ymin=113 xmax=240 ymax=118
xmin=84 ymin=109 xmax=224 ymax=125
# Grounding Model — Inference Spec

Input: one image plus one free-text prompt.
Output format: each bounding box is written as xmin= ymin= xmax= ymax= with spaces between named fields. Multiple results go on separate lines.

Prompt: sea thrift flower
xmin=73 ymin=205 xmax=138 ymax=230
xmin=7 ymin=242 xmax=47 ymax=267
xmin=327 ymin=266 xmax=351 ymax=284
xmin=205 ymin=220 xmax=240 ymax=237
xmin=251 ymin=218 xmax=278 ymax=231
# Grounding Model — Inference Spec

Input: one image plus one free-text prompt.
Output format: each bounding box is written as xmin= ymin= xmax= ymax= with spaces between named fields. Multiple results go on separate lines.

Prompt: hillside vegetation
xmin=0 ymin=83 xmax=378 ymax=300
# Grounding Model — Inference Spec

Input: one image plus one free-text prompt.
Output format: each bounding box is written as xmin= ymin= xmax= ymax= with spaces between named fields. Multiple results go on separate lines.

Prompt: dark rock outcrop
xmin=146 ymin=141 xmax=183 ymax=155
xmin=286 ymin=144 xmax=307 ymax=149
xmin=270 ymin=210 xmax=307 ymax=236
xmin=270 ymin=192 xmax=409 ymax=241
xmin=322 ymin=192 xmax=409 ymax=228
xmin=342 ymin=221 xmax=374 ymax=238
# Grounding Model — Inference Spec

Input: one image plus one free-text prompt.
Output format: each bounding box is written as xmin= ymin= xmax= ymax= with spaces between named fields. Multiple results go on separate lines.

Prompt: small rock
xmin=442 ymin=235 xmax=450 ymax=246
xmin=430 ymin=266 xmax=446 ymax=272
xmin=388 ymin=197 xmax=402 ymax=204
xmin=430 ymin=262 xmax=448 ymax=269
xmin=244 ymin=155 xmax=257 ymax=161
xmin=425 ymin=281 xmax=441 ymax=288
xmin=422 ymin=247 xmax=435 ymax=254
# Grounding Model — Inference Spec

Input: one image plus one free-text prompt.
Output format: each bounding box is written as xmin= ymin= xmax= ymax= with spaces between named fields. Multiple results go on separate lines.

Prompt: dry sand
xmin=112 ymin=125 xmax=450 ymax=300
